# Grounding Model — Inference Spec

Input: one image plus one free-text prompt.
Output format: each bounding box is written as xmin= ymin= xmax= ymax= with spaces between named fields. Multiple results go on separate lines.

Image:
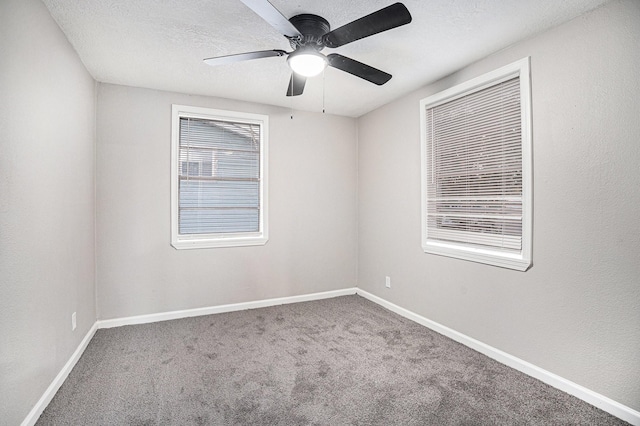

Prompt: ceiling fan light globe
xmin=287 ymin=52 xmax=327 ymax=77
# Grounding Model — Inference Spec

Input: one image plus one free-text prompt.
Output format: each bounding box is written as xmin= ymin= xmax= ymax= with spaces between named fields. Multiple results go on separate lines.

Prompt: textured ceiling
xmin=42 ymin=0 xmax=610 ymax=117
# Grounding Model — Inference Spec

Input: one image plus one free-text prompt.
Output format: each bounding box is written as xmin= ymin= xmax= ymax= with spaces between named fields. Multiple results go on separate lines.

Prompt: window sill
xmin=172 ymin=235 xmax=268 ymax=250
xmin=423 ymin=240 xmax=531 ymax=271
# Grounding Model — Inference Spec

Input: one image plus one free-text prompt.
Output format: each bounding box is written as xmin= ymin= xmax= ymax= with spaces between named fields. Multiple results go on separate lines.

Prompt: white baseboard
xmin=22 ymin=288 xmax=357 ymax=425
xmin=97 ymin=288 xmax=358 ymax=329
xmin=21 ymin=322 xmax=98 ymax=426
xmin=356 ymin=288 xmax=640 ymax=426
xmin=23 ymin=287 xmax=638 ymax=426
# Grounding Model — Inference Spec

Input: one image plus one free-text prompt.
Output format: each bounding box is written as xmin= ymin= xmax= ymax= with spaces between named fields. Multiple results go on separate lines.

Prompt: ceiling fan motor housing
xmin=288 ymin=14 xmax=330 ymax=51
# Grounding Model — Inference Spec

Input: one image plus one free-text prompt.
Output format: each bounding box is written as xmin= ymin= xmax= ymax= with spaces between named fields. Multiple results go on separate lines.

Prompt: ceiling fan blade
xmin=322 ymin=3 xmax=412 ymax=48
xmin=327 ymin=54 xmax=391 ymax=85
xmin=286 ymin=73 xmax=306 ymax=96
xmin=240 ymin=0 xmax=302 ymax=38
xmin=204 ymin=50 xmax=286 ymax=66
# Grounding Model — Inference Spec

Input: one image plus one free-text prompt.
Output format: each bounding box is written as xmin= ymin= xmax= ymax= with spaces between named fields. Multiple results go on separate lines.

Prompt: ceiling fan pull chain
xmin=322 ymin=68 xmax=326 ymax=114
xmin=290 ymin=78 xmax=294 ymax=119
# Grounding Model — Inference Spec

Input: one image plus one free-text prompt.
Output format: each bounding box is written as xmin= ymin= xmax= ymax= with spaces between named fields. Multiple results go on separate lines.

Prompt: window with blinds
xmin=420 ymin=58 xmax=532 ymax=270
xmin=171 ymin=105 xmax=268 ymax=249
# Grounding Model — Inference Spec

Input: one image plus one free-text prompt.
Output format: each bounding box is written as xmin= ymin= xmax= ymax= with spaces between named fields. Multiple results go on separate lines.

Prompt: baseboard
xmin=24 ymin=287 xmax=638 ymax=426
xmin=356 ymin=288 xmax=640 ymax=426
xmin=97 ymin=287 xmax=358 ymax=329
xmin=21 ymin=322 xmax=98 ymax=426
xmin=22 ymin=288 xmax=356 ymax=425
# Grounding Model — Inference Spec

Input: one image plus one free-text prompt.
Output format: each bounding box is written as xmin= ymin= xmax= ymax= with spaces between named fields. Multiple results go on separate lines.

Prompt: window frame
xmin=171 ymin=104 xmax=269 ymax=249
xmin=419 ymin=57 xmax=532 ymax=271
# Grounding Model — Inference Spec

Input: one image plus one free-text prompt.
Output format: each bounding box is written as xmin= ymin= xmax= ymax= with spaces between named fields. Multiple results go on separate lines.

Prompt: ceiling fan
xmin=204 ymin=0 xmax=412 ymax=96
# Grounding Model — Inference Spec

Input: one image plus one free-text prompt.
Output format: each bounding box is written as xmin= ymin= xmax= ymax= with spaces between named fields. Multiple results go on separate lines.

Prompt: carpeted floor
xmin=37 ymin=295 xmax=628 ymax=425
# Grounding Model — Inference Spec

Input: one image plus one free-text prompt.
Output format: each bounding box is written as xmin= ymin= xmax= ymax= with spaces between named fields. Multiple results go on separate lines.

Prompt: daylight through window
xmin=420 ymin=58 xmax=532 ymax=270
xmin=171 ymin=105 xmax=268 ymax=249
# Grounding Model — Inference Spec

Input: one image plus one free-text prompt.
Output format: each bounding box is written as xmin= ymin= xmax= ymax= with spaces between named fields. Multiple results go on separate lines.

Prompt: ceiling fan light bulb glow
xmin=288 ymin=52 xmax=327 ymax=77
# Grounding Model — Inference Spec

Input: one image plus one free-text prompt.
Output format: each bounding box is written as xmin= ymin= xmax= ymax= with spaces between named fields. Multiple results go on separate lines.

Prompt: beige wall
xmin=0 ymin=0 xmax=97 ymax=423
xmin=357 ymin=0 xmax=640 ymax=410
xmin=95 ymin=84 xmax=358 ymax=320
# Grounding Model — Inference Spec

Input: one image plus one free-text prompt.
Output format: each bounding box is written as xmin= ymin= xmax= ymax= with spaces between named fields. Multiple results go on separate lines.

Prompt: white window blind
xmin=171 ymin=105 xmax=268 ymax=249
xmin=420 ymin=58 xmax=532 ymax=270
xmin=426 ymin=77 xmax=522 ymax=250
xmin=179 ymin=117 xmax=260 ymax=234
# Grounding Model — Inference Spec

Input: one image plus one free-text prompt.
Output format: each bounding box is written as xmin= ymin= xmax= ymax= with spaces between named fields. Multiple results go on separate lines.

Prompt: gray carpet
xmin=37 ymin=295 xmax=627 ymax=425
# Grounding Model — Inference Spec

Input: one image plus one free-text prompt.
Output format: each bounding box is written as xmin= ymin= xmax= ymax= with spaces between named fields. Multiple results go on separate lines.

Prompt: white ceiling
xmin=42 ymin=0 xmax=609 ymax=117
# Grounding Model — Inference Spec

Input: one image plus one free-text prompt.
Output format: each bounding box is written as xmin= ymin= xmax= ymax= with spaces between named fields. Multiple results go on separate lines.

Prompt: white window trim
xmin=171 ymin=105 xmax=269 ymax=249
xmin=419 ymin=57 xmax=532 ymax=271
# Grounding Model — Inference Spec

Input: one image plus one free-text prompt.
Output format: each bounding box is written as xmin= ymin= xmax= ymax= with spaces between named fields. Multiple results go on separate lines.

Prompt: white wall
xmin=0 ymin=0 xmax=97 ymax=423
xmin=357 ymin=0 xmax=640 ymax=411
xmin=96 ymin=84 xmax=358 ymax=320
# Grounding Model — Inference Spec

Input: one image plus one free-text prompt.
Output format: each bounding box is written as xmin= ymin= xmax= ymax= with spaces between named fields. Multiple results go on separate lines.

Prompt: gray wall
xmin=0 ymin=0 xmax=97 ymax=423
xmin=96 ymin=84 xmax=358 ymax=320
xmin=3 ymin=0 xmax=638 ymax=422
xmin=357 ymin=0 xmax=640 ymax=410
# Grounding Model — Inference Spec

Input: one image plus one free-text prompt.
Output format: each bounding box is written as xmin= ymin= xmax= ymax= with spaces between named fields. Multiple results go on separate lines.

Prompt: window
xmin=171 ymin=105 xmax=268 ymax=249
xmin=420 ymin=58 xmax=532 ymax=270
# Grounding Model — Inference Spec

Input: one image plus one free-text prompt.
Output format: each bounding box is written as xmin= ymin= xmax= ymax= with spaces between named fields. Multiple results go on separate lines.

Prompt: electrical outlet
xmin=72 ymin=312 xmax=77 ymax=331
xmin=385 ymin=276 xmax=391 ymax=288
